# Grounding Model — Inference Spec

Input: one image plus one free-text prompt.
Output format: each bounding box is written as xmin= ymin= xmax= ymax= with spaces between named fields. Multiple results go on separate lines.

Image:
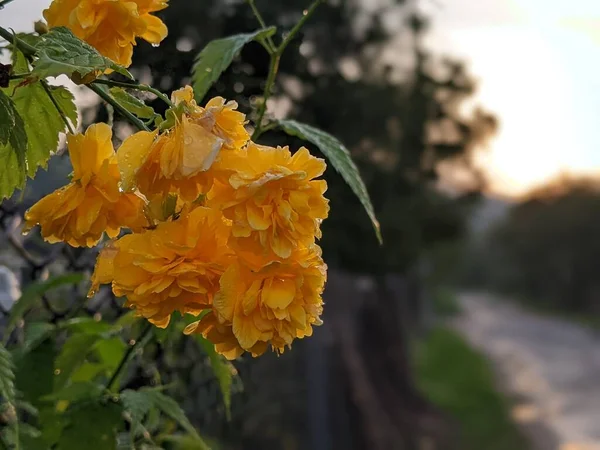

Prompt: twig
xmin=246 ymin=0 xmax=276 ymax=53
xmin=93 ymin=78 xmax=173 ymax=107
xmin=251 ymin=0 xmax=323 ymax=140
xmin=88 ymin=83 xmax=150 ymax=132
xmin=106 ymin=321 xmax=153 ymax=391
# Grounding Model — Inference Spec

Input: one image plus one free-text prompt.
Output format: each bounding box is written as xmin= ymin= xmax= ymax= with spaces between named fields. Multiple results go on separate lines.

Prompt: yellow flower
xmin=183 ymin=312 xmax=265 ymax=360
xmin=24 ymin=124 xmax=148 ymax=247
xmin=43 ymin=0 xmax=168 ymax=67
xmin=117 ymin=87 xmax=249 ymax=201
xmin=172 ymin=87 xmax=249 ymax=151
xmin=89 ymin=206 xmax=233 ymax=327
xmin=185 ymin=245 xmax=326 ymax=357
xmin=209 ymin=143 xmax=329 ymax=261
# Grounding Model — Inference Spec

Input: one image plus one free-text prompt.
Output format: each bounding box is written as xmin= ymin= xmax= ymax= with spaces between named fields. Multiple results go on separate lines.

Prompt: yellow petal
xmin=117 ymin=129 xmax=158 ymax=191
xmin=140 ymin=13 xmax=168 ymax=43
xmin=262 ymin=278 xmax=295 ymax=310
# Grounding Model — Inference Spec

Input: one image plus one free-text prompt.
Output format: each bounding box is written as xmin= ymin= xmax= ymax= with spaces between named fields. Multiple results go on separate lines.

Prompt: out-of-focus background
xmin=2 ymin=0 xmax=600 ymax=449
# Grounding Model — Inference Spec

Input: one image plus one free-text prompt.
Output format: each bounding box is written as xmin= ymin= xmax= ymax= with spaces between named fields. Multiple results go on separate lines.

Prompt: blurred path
xmin=455 ymin=292 xmax=600 ymax=450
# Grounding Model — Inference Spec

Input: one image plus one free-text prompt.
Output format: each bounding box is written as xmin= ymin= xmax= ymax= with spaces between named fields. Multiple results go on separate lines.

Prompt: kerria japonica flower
xmin=24 ymin=123 xmax=148 ymax=247
xmin=43 ymin=0 xmax=169 ymax=67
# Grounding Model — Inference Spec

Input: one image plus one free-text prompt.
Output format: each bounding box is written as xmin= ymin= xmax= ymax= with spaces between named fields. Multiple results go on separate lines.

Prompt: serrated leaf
xmin=0 ymin=51 xmax=79 ymax=199
xmin=0 ymin=90 xmax=27 ymax=150
xmin=123 ymin=388 xmax=208 ymax=447
xmin=121 ymin=389 xmax=154 ymax=437
xmin=194 ymin=336 xmax=232 ymax=420
xmin=48 ymin=84 xmax=79 ymax=128
xmin=4 ymin=273 xmax=84 ymax=341
xmin=278 ymin=119 xmax=382 ymax=242
xmin=41 ymin=381 xmax=104 ymax=403
xmin=54 ymin=333 xmax=103 ymax=390
xmin=109 ymin=87 xmax=155 ymax=119
xmin=32 ymin=27 xmax=132 ymax=81
xmin=58 ymin=401 xmax=123 ymax=450
xmin=0 ymin=343 xmax=15 ymax=404
xmin=192 ymin=27 xmax=276 ymax=102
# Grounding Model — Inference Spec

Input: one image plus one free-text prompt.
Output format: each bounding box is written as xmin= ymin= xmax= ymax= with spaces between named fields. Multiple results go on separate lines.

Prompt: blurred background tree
xmin=92 ymin=0 xmax=498 ymax=448
xmin=470 ymin=175 xmax=600 ymax=316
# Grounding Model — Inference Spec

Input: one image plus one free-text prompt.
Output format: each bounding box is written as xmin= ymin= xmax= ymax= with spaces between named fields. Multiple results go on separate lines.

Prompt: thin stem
xmin=41 ymin=79 xmax=75 ymax=134
xmin=251 ymin=0 xmax=322 ymax=141
xmin=246 ymin=0 xmax=275 ymax=53
xmin=278 ymin=0 xmax=323 ymax=56
xmin=93 ymin=78 xmax=173 ymax=107
xmin=0 ymin=26 xmax=35 ymax=56
xmin=88 ymin=83 xmax=149 ymax=131
xmin=106 ymin=322 xmax=153 ymax=391
xmin=9 ymin=73 xmax=29 ymax=79
xmin=0 ymin=0 xmax=19 ymax=8
xmin=251 ymin=53 xmax=279 ymax=140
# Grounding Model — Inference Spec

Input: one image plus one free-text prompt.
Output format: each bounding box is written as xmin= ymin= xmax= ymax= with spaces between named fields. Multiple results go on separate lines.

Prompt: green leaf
xmin=48 ymin=84 xmax=79 ymax=128
xmin=32 ymin=27 xmax=132 ymax=81
xmin=278 ymin=119 xmax=382 ymax=242
xmin=0 ymin=343 xmax=16 ymax=404
xmin=60 ymin=317 xmax=114 ymax=335
xmin=19 ymin=323 xmax=56 ymax=355
xmin=0 ymin=90 xmax=27 ymax=150
xmin=109 ymin=87 xmax=155 ymax=119
xmin=58 ymin=401 xmax=123 ymax=450
xmin=70 ymin=363 xmax=109 ymax=383
xmin=192 ymin=27 xmax=276 ymax=103
xmin=54 ymin=333 xmax=103 ymax=390
xmin=4 ymin=273 xmax=84 ymax=341
xmin=37 ymin=407 xmax=68 ymax=448
xmin=93 ymin=337 xmax=127 ymax=374
xmin=120 ymin=389 xmax=154 ymax=437
xmin=15 ymin=338 xmax=55 ymax=405
xmin=194 ymin=336 xmax=233 ymax=420
xmin=0 ymin=54 xmax=79 ymax=199
xmin=41 ymin=381 xmax=104 ymax=403
xmin=121 ymin=388 xmax=208 ymax=447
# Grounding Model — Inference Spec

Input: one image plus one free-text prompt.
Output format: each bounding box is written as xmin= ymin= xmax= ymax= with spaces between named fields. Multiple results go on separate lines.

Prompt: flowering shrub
xmin=0 ymin=0 xmax=379 ymax=447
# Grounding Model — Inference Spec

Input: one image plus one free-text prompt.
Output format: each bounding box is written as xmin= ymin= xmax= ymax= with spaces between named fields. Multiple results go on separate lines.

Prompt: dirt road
xmin=455 ymin=293 xmax=600 ymax=450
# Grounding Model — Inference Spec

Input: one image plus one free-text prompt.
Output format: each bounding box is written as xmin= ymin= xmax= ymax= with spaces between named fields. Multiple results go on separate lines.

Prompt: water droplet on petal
xmin=151 ymin=43 xmax=160 ymax=48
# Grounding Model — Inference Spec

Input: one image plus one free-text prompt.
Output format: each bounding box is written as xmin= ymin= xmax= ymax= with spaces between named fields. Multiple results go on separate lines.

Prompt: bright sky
xmin=423 ymin=0 xmax=600 ymax=196
xmin=2 ymin=0 xmax=600 ymax=196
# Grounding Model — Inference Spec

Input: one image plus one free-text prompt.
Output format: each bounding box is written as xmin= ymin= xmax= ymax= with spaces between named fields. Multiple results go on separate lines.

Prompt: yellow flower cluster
xmin=43 ymin=0 xmax=168 ymax=67
xmin=25 ymin=86 xmax=329 ymax=359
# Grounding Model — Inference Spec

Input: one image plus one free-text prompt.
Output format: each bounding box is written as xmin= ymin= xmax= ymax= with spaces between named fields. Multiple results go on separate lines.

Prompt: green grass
xmin=414 ymin=327 xmax=530 ymax=450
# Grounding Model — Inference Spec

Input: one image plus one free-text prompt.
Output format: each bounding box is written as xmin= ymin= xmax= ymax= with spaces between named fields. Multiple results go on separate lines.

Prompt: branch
xmin=106 ymin=321 xmax=154 ymax=391
xmin=88 ymin=83 xmax=150 ymax=131
xmin=93 ymin=78 xmax=173 ymax=107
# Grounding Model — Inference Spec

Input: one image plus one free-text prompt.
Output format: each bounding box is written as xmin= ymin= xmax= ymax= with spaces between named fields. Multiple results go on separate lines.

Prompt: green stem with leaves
xmin=246 ymin=0 xmax=276 ymax=52
xmin=250 ymin=0 xmax=323 ymax=140
xmin=89 ymin=83 xmax=150 ymax=131
xmin=106 ymin=322 xmax=153 ymax=391
xmin=93 ymin=78 xmax=174 ymax=107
